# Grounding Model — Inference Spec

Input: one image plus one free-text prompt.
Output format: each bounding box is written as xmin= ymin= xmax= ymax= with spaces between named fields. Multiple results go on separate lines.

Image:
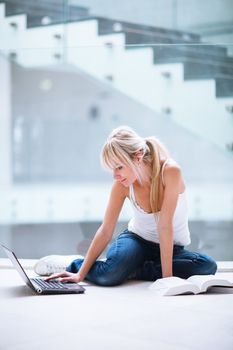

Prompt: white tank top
xmin=127 ymin=160 xmax=191 ymax=246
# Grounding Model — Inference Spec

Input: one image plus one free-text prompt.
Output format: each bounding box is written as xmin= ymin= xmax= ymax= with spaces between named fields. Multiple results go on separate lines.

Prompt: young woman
xmin=46 ymin=126 xmax=217 ymax=286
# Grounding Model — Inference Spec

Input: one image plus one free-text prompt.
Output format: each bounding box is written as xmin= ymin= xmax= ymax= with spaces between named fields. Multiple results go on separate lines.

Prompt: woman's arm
xmin=158 ymin=164 xmax=183 ymax=278
xmin=76 ymin=181 xmax=126 ymax=280
xmin=46 ymin=181 xmax=126 ymax=283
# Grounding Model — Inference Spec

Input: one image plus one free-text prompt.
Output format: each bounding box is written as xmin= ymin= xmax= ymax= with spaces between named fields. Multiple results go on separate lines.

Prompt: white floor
xmin=0 ymin=260 xmax=233 ymax=350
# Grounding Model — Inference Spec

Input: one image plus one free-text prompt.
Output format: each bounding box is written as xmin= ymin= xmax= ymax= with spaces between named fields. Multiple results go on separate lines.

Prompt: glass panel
xmin=0 ymin=0 xmax=232 ymax=261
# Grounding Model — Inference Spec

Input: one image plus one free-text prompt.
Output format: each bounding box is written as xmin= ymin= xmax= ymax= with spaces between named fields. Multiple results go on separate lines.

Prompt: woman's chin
xmin=122 ymin=180 xmax=134 ymax=187
xmin=120 ymin=179 xmax=128 ymax=187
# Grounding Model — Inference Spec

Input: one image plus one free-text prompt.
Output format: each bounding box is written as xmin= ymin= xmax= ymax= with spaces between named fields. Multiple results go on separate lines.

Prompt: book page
xmin=149 ymin=277 xmax=200 ymax=296
xmin=187 ymin=275 xmax=233 ymax=293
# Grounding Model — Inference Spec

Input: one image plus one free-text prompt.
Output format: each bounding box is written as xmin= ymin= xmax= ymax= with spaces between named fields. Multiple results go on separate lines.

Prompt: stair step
xmin=183 ymin=60 xmax=233 ymax=80
xmin=153 ymin=57 xmax=233 ymax=96
xmin=124 ymin=30 xmax=199 ymax=45
xmin=97 ymin=17 xmax=200 ymax=43
xmin=152 ymin=45 xmax=228 ymax=63
xmin=216 ymin=77 xmax=233 ymax=97
xmin=4 ymin=0 xmax=90 ymax=28
xmin=27 ymin=7 xmax=89 ymax=28
xmin=124 ymin=33 xmax=226 ymax=58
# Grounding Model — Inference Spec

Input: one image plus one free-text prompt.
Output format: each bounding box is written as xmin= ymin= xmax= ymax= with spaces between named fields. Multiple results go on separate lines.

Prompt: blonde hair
xmin=101 ymin=126 xmax=170 ymax=212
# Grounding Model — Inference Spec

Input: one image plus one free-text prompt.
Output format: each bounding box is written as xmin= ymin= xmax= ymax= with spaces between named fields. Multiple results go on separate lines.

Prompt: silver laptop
xmin=1 ymin=244 xmax=85 ymax=295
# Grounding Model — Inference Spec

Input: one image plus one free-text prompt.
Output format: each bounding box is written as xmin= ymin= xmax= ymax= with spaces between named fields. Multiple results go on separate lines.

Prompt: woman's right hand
xmin=45 ymin=271 xmax=83 ymax=284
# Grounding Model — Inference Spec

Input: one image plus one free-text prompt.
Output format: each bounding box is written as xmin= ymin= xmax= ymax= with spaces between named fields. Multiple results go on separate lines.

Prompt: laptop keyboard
xmin=32 ymin=278 xmax=68 ymax=290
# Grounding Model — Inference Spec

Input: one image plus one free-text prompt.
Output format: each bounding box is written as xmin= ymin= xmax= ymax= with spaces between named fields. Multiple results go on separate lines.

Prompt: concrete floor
xmin=0 ymin=260 xmax=233 ymax=350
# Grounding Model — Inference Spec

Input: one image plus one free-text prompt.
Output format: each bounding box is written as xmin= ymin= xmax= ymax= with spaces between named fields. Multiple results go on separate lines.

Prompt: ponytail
xmin=144 ymin=137 xmax=170 ymax=212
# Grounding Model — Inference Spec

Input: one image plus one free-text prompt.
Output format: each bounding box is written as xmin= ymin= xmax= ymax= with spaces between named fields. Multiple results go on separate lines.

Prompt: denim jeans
xmin=66 ymin=229 xmax=217 ymax=286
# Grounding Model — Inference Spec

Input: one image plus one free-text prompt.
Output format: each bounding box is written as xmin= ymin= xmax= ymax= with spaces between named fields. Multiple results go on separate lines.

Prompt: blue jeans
xmin=66 ymin=229 xmax=217 ymax=286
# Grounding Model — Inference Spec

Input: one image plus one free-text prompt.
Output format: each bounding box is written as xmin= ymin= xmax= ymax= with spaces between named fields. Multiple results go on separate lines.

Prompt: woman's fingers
xmin=59 ymin=277 xmax=73 ymax=283
xmin=45 ymin=271 xmax=71 ymax=281
xmin=60 ymin=275 xmax=82 ymax=284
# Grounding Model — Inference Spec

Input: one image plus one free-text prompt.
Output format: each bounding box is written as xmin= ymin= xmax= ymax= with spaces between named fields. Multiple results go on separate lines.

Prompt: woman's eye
xmin=117 ymin=166 xmax=123 ymax=170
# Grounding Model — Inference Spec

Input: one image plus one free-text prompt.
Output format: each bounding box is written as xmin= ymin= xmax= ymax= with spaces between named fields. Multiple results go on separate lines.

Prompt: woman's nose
xmin=113 ymin=170 xmax=119 ymax=179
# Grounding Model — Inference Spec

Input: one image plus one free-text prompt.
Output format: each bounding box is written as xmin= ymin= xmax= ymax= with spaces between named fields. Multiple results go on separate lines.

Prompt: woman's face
xmin=112 ymin=163 xmax=137 ymax=187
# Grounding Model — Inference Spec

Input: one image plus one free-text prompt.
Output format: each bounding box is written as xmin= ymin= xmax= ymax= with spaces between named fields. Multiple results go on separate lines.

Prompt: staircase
xmin=0 ymin=0 xmax=233 ymax=153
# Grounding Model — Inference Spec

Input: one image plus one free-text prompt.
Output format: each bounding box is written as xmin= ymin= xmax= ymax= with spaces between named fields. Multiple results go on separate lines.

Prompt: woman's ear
xmin=134 ymin=150 xmax=143 ymax=163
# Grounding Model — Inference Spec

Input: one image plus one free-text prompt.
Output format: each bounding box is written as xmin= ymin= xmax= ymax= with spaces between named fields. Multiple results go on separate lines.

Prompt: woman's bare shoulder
xmin=162 ymin=159 xmax=185 ymax=191
xmin=163 ymin=158 xmax=182 ymax=173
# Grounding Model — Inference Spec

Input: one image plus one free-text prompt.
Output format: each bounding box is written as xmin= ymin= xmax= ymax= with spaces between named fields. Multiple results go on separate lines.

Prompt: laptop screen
xmin=1 ymin=244 xmax=34 ymax=289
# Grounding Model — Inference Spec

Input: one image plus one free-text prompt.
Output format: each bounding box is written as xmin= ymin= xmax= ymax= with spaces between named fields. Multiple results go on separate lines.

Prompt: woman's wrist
xmin=76 ymin=272 xmax=85 ymax=282
xmin=162 ymin=272 xmax=173 ymax=278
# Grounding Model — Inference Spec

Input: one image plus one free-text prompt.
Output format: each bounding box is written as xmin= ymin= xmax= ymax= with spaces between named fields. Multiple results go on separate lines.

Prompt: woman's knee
xmin=186 ymin=252 xmax=217 ymax=275
xmin=173 ymin=250 xmax=217 ymax=278
xmin=197 ymin=253 xmax=217 ymax=275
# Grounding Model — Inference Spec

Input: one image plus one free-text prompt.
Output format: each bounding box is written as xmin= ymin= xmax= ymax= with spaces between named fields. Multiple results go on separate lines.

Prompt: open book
xmin=149 ymin=274 xmax=233 ymax=296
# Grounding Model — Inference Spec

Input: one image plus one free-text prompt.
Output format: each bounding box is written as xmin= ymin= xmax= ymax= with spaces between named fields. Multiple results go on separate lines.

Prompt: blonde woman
xmin=46 ymin=126 xmax=217 ymax=286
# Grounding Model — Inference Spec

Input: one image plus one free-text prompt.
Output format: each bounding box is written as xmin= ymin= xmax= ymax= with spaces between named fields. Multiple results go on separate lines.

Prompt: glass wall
xmin=0 ymin=0 xmax=233 ymax=259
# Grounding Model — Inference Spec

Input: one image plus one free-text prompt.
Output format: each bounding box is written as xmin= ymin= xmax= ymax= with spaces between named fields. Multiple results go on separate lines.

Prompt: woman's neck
xmin=134 ymin=162 xmax=152 ymax=189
